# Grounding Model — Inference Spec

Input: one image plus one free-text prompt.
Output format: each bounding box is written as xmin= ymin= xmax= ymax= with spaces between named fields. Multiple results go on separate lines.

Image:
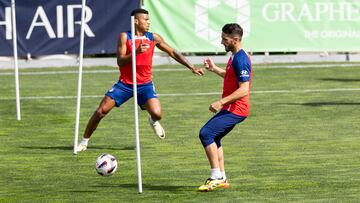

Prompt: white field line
xmin=1 ymin=88 xmax=360 ymax=101
xmin=0 ymin=69 xmax=185 ymax=76
xmin=1 ymin=63 xmax=360 ymax=76
xmin=255 ymin=63 xmax=360 ymax=69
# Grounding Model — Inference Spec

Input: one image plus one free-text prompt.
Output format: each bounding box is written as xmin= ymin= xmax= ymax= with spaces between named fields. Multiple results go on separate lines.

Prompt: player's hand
xmin=209 ymin=100 xmax=223 ymax=113
xmin=136 ymin=43 xmax=150 ymax=54
xmin=204 ymin=57 xmax=216 ymax=72
xmin=191 ymin=67 xmax=204 ymax=76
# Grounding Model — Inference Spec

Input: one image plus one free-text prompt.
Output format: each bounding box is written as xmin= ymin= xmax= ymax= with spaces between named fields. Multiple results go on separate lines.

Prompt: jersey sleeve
xmin=232 ymin=53 xmax=251 ymax=82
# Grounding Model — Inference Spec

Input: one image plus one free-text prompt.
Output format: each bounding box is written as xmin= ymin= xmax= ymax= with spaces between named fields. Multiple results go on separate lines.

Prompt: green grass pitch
xmin=1 ymin=62 xmax=360 ymax=202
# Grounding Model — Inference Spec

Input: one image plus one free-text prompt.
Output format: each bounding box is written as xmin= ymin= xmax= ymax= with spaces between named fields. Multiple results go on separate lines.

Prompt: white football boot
xmin=148 ymin=117 xmax=165 ymax=139
xmin=76 ymin=143 xmax=87 ymax=152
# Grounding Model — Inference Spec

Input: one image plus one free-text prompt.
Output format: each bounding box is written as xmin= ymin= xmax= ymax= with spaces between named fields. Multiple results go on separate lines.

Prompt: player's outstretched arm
xmin=154 ymin=33 xmax=204 ymax=76
xmin=204 ymin=57 xmax=226 ymax=78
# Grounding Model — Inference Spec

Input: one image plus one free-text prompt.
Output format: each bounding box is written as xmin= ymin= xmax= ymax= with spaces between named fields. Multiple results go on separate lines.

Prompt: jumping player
xmin=197 ymin=23 xmax=252 ymax=191
xmin=77 ymin=8 xmax=204 ymax=152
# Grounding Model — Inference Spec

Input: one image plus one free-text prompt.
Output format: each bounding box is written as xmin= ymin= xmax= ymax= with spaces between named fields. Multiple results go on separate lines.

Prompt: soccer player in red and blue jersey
xmin=76 ymin=9 xmax=204 ymax=152
xmin=198 ymin=23 xmax=252 ymax=191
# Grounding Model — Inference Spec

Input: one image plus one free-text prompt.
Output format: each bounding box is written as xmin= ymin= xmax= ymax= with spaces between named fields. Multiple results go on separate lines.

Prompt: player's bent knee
xmin=199 ymin=127 xmax=214 ymax=147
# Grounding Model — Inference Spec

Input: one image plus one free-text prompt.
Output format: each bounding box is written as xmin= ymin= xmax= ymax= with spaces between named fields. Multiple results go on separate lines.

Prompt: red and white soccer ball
xmin=95 ymin=154 xmax=118 ymax=176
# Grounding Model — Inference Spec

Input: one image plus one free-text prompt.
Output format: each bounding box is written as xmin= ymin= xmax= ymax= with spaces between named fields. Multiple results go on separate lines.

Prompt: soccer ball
xmin=95 ymin=153 xmax=118 ymax=176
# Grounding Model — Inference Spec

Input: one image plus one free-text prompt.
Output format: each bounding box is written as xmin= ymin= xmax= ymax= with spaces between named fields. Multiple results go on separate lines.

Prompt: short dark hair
xmin=222 ymin=23 xmax=243 ymax=40
xmin=131 ymin=8 xmax=149 ymax=16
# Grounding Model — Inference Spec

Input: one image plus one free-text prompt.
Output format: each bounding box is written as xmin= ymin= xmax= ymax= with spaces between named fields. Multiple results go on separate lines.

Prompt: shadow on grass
xmin=20 ymin=145 xmax=135 ymax=151
xmin=91 ymin=183 xmax=195 ymax=192
xmin=281 ymin=102 xmax=360 ymax=106
xmin=318 ymin=78 xmax=360 ymax=82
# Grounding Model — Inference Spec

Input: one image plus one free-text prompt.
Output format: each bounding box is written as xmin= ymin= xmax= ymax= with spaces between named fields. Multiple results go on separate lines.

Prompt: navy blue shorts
xmin=105 ymin=80 xmax=157 ymax=108
xmin=199 ymin=110 xmax=246 ymax=147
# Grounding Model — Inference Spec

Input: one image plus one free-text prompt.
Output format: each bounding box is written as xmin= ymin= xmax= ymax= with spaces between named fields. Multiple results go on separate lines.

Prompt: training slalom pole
xmin=73 ymin=0 xmax=87 ymax=155
xmin=11 ymin=0 xmax=20 ymax=120
xmin=131 ymin=16 xmax=143 ymax=193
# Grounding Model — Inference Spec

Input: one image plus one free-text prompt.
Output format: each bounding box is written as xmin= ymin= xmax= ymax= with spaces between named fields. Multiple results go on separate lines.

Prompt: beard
xmin=224 ymin=44 xmax=233 ymax=52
